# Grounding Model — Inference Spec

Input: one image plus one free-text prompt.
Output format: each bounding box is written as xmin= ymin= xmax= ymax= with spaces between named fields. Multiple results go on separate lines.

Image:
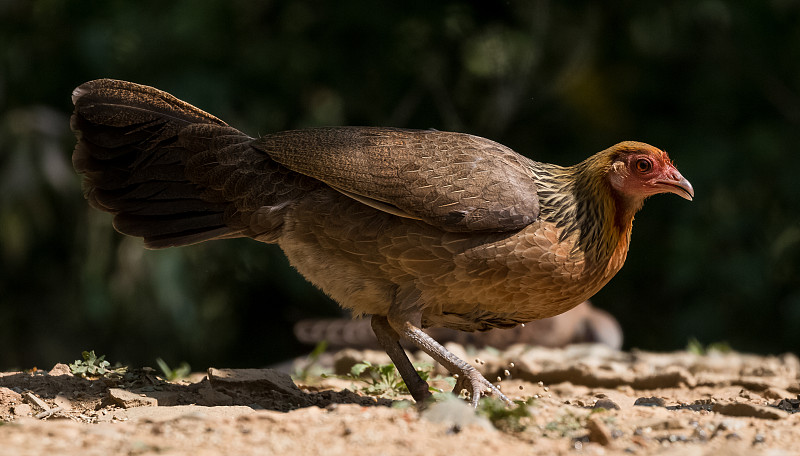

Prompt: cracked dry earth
xmin=1 ymin=344 xmax=799 ymax=456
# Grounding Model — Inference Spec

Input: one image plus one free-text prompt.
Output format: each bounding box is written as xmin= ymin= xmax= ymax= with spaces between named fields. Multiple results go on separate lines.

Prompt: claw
xmin=454 ymin=365 xmax=513 ymax=408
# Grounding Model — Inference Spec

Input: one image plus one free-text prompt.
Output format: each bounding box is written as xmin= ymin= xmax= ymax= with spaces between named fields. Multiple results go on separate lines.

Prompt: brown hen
xmin=71 ymin=79 xmax=693 ymax=406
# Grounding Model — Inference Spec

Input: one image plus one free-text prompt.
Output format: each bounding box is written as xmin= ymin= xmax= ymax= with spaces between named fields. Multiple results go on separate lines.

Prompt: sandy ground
xmin=1 ymin=344 xmax=798 ymax=456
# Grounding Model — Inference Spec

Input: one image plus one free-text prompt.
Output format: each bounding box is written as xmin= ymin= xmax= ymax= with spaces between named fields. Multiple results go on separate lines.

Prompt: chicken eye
xmin=635 ymin=158 xmax=652 ymax=173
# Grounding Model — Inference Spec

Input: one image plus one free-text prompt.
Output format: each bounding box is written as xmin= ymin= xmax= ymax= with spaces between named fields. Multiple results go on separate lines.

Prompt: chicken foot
xmin=371 ymin=307 xmax=514 ymax=407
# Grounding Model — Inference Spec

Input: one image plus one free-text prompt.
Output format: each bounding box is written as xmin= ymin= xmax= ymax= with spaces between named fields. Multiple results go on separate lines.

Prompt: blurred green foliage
xmin=1 ymin=0 xmax=798 ymax=369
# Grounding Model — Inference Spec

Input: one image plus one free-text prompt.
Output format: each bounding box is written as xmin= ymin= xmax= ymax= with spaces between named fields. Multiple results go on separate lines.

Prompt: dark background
xmin=1 ymin=1 xmax=798 ymax=370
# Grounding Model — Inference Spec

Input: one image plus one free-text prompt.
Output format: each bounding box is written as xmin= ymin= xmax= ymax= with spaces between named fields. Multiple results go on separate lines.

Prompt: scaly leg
xmin=370 ymin=315 xmax=432 ymax=404
xmin=386 ymin=308 xmax=513 ymax=408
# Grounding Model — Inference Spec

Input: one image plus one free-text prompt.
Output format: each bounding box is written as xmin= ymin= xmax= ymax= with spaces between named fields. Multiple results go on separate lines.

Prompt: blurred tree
xmin=0 ymin=0 xmax=798 ymax=369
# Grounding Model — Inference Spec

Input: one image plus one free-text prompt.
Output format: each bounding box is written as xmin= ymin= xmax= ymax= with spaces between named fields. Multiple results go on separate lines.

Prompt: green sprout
xmin=69 ymin=350 xmax=127 ymax=379
xmin=477 ymin=396 xmax=536 ymax=432
xmin=349 ymin=361 xmax=441 ymax=397
xmin=155 ymin=358 xmax=192 ymax=381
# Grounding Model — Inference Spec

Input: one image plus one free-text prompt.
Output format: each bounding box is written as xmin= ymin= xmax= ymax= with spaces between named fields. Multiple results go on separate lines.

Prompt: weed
xmin=544 ymin=410 xmax=585 ymax=438
xmin=477 ymin=396 xmax=536 ymax=432
xmin=155 ymin=358 xmax=191 ymax=381
xmin=69 ymin=350 xmax=127 ymax=379
xmin=292 ymin=341 xmax=330 ymax=382
xmin=349 ymin=361 xmax=442 ymax=397
xmin=687 ymin=337 xmax=732 ymax=355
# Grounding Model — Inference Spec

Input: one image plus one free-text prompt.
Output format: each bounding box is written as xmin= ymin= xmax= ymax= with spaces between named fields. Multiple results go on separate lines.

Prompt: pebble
xmin=634 ymin=396 xmax=666 ymax=407
xmin=48 ymin=363 xmax=73 ymax=376
xmin=594 ymin=398 xmax=621 ymax=410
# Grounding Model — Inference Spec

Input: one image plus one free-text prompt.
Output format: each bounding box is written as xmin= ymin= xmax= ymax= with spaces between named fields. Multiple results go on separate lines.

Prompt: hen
xmin=71 ymin=79 xmax=693 ymax=406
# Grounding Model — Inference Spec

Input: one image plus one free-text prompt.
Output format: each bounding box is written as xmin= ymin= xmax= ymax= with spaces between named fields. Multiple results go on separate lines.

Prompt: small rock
xmin=587 ymin=416 xmax=613 ymax=446
xmin=634 ymin=396 xmax=666 ymax=407
xmin=775 ymin=397 xmax=800 ymax=413
xmin=712 ymin=402 xmax=787 ymax=420
xmin=208 ymin=368 xmax=302 ymax=396
xmin=12 ymin=403 xmax=32 ymax=416
xmin=108 ymin=388 xmax=157 ymax=408
xmin=48 ymin=363 xmax=72 ymax=376
xmin=593 ymin=398 xmax=621 ymax=410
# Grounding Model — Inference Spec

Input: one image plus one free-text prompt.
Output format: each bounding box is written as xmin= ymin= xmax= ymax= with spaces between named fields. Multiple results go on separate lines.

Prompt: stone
xmin=48 ymin=363 xmax=73 ymax=376
xmin=207 ymin=368 xmax=302 ymax=396
xmin=634 ymin=396 xmax=666 ymax=407
xmin=594 ymin=398 xmax=621 ymax=410
xmin=107 ymin=388 xmax=157 ymax=408
xmin=712 ymin=402 xmax=788 ymax=420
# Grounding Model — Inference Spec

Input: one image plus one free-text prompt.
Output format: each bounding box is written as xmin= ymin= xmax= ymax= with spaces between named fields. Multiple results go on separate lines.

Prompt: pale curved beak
xmin=656 ymin=171 xmax=694 ymax=201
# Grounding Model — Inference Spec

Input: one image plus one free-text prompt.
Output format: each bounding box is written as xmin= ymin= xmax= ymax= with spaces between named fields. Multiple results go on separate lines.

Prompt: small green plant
xmin=687 ymin=337 xmax=732 ymax=355
xmin=155 ymin=358 xmax=191 ymax=381
xmin=292 ymin=340 xmax=330 ymax=382
xmin=349 ymin=361 xmax=439 ymax=397
xmin=477 ymin=396 xmax=536 ymax=432
xmin=544 ymin=410 xmax=585 ymax=438
xmin=69 ymin=350 xmax=127 ymax=379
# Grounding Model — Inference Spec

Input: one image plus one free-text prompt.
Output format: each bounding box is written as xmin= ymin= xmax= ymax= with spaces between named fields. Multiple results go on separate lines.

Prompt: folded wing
xmin=255 ymin=127 xmax=540 ymax=232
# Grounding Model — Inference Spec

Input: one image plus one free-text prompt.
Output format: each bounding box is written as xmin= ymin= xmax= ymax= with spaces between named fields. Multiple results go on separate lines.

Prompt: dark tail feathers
xmin=71 ymin=79 xmax=247 ymax=248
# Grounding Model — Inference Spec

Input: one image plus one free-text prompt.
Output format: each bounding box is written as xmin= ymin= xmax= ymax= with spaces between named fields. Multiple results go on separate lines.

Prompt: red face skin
xmin=610 ymin=148 xmax=694 ymax=202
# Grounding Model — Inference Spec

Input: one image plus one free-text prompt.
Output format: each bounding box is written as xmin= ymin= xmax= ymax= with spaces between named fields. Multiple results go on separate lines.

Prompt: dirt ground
xmin=1 ymin=344 xmax=798 ymax=456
